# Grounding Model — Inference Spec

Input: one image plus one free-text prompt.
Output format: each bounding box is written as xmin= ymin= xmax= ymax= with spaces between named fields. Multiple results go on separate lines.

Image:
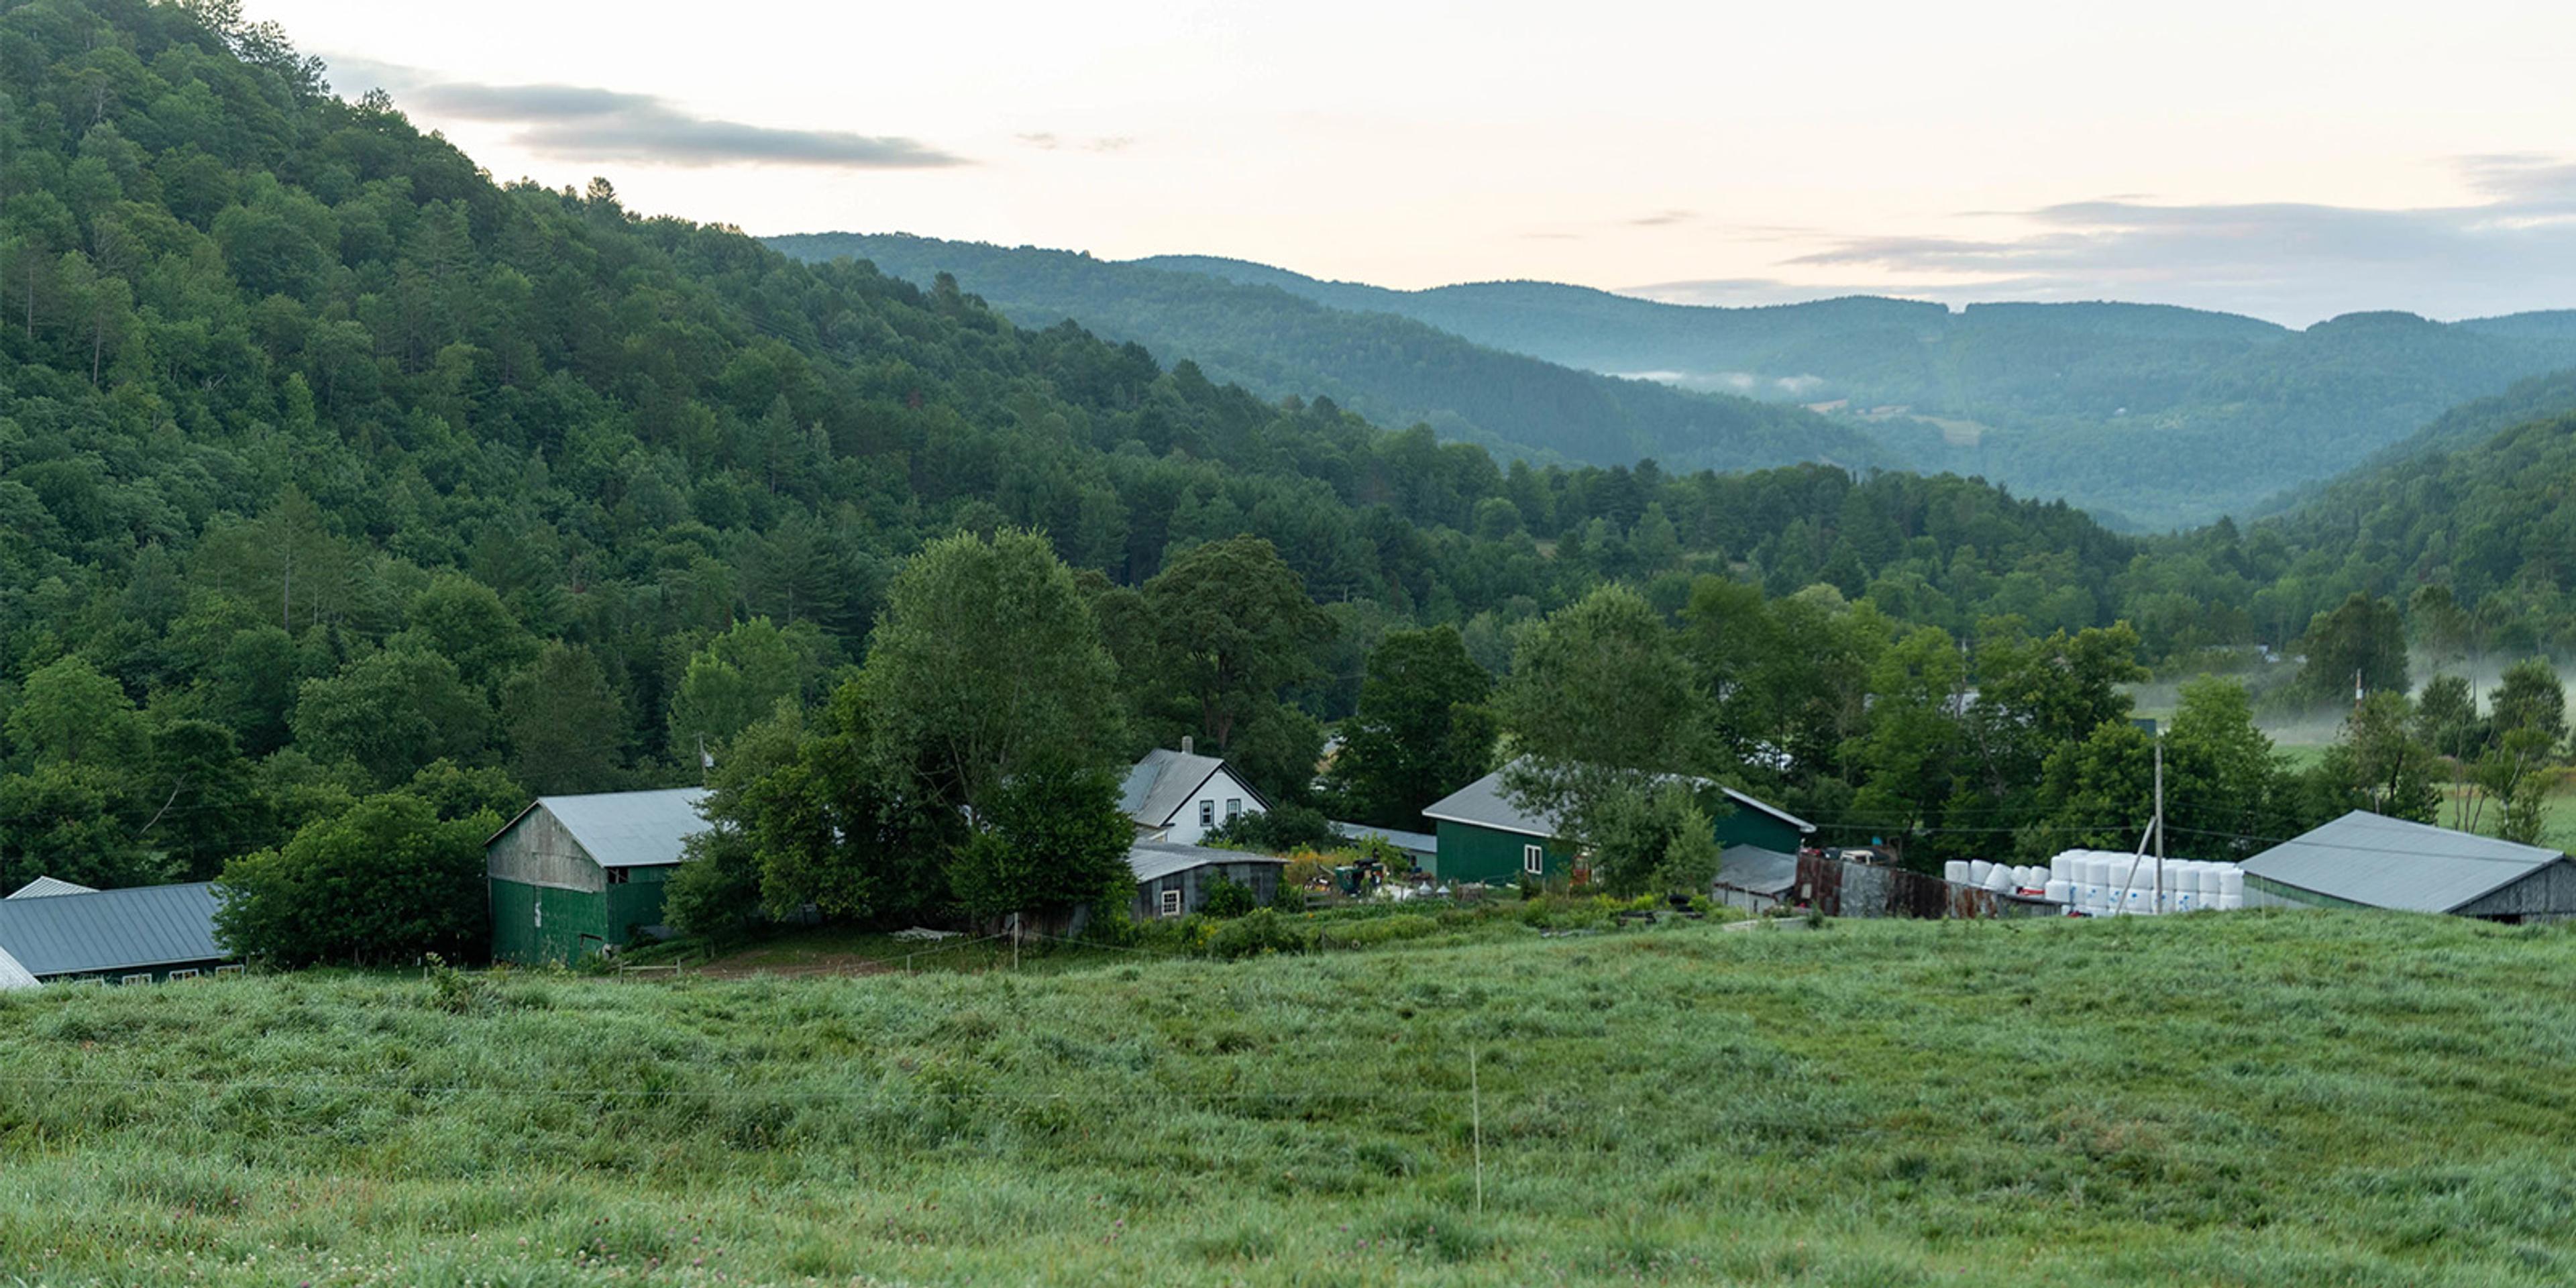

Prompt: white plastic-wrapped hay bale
xmin=1969 ymin=860 xmax=1993 ymax=886
xmin=2043 ymin=879 xmax=2072 ymax=904
xmin=1945 ymin=860 xmax=1969 ymax=884
xmin=1984 ymin=865 xmax=2015 ymax=894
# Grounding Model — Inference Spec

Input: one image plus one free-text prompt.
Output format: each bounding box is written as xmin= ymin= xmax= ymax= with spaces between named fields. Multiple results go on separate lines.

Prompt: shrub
xmin=1205 ymin=804 xmax=1336 ymax=853
xmin=1205 ymin=908 xmax=1311 ymax=959
xmin=1201 ymin=872 xmax=1260 ymax=918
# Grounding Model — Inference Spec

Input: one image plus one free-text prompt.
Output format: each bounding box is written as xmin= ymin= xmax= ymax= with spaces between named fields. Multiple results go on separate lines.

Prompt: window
xmin=1199 ymin=800 xmax=1216 ymax=828
xmin=1159 ymin=888 xmax=1183 ymax=917
xmin=166 ymin=969 xmax=201 ymax=981
xmin=1226 ymin=798 xmax=1243 ymax=820
xmin=1523 ymin=844 xmax=1546 ymax=876
xmin=606 ymin=867 xmax=631 ymax=885
xmin=214 ymin=965 xmax=245 ymax=977
xmin=121 ymin=973 xmax=154 ymax=986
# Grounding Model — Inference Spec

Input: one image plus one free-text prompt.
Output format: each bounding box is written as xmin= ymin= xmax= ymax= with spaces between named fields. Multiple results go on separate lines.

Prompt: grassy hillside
xmin=765 ymin=233 xmax=1908 ymax=475
xmin=6 ymin=911 xmax=2575 ymax=1285
xmin=1138 ymin=257 xmax=2576 ymax=529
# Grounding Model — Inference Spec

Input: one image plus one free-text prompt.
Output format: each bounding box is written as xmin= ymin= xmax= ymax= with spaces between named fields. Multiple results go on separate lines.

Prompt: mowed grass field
xmin=3 ymin=912 xmax=2575 ymax=1286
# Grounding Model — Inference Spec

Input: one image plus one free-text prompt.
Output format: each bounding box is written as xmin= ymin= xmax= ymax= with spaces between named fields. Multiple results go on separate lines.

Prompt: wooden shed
xmin=486 ymin=788 xmax=708 ymax=964
xmin=1128 ymin=841 xmax=1285 ymax=918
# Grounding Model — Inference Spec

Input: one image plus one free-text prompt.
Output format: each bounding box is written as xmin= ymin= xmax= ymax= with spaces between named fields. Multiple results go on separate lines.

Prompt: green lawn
xmin=3 ymin=912 xmax=2574 ymax=1285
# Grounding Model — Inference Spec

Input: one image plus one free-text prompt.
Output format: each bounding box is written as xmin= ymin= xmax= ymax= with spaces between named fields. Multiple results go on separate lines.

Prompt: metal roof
xmin=1715 ymin=845 xmax=1800 ymax=896
xmin=7 ymin=875 xmax=97 ymax=899
xmin=1127 ymin=840 xmax=1288 ymax=885
xmin=2241 ymin=810 xmax=2565 ymax=912
xmin=1119 ymin=749 xmax=1270 ymax=827
xmin=0 ymin=946 xmax=36 ymax=989
xmin=490 ymin=788 xmax=710 ymax=868
xmin=1421 ymin=765 xmax=1814 ymax=839
xmin=0 ymin=882 xmax=225 ymax=978
xmin=1330 ymin=821 xmax=1438 ymax=857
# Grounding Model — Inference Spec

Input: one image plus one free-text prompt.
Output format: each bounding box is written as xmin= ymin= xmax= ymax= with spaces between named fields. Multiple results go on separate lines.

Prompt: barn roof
xmin=1126 ymin=840 xmax=1287 ymax=885
xmin=1119 ymin=749 xmax=1268 ymax=827
xmin=2242 ymin=810 xmax=2566 ymax=912
xmin=490 ymin=788 xmax=711 ymax=869
xmin=7 ymin=875 xmax=98 ymax=899
xmin=0 ymin=946 xmax=37 ymax=990
xmin=1421 ymin=766 xmax=1814 ymax=840
xmin=0 ymin=882 xmax=225 ymax=978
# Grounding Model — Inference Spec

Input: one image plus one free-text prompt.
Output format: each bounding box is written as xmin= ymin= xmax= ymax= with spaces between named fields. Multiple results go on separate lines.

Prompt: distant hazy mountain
xmin=766 ymin=234 xmax=1911 ymax=476
xmin=1140 ymin=258 xmax=2576 ymax=529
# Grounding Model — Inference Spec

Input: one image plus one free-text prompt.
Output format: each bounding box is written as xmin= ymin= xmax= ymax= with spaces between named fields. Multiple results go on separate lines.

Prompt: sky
xmin=250 ymin=0 xmax=2576 ymax=326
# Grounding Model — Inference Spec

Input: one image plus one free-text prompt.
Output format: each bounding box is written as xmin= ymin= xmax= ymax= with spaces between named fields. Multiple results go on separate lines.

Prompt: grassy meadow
xmin=2 ymin=911 xmax=2574 ymax=1286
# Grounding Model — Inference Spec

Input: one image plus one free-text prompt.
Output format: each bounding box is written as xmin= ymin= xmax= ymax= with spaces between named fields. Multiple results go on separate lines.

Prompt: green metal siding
xmin=1433 ymin=820 xmax=1574 ymax=884
xmin=1436 ymin=809 xmax=1805 ymax=885
xmin=606 ymin=867 xmax=674 ymax=944
xmin=1713 ymin=808 xmax=1803 ymax=854
xmin=490 ymin=873 xmax=668 ymax=965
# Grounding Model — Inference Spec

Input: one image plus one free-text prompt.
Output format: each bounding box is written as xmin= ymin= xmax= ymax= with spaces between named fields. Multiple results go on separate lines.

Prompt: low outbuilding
xmin=486 ymin=788 xmax=709 ymax=964
xmin=0 ymin=881 xmax=230 ymax=986
xmin=1712 ymin=844 xmax=1801 ymax=912
xmin=1128 ymin=840 xmax=1285 ymax=919
xmin=2241 ymin=810 xmax=2576 ymax=922
xmin=1328 ymin=821 xmax=1438 ymax=869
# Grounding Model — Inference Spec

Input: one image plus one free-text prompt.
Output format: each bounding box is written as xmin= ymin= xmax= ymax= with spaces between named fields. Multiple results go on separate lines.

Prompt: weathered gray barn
xmin=1128 ymin=841 xmax=1285 ymax=918
xmin=0 ymin=881 xmax=231 ymax=987
xmin=2241 ymin=810 xmax=2576 ymax=922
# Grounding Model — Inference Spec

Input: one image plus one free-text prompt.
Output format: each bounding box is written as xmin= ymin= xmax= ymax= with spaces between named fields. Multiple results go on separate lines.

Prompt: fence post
xmin=1470 ymin=1044 xmax=1485 ymax=1215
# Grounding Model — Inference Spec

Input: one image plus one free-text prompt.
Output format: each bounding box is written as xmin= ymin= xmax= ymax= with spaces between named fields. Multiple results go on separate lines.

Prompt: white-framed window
xmin=1226 ymin=798 xmax=1244 ymax=820
xmin=1523 ymin=843 xmax=1546 ymax=876
xmin=166 ymin=969 xmax=201 ymax=981
xmin=1199 ymin=800 xmax=1216 ymax=828
xmin=214 ymin=964 xmax=245 ymax=977
xmin=121 ymin=973 xmax=154 ymax=986
xmin=1159 ymin=888 xmax=1183 ymax=917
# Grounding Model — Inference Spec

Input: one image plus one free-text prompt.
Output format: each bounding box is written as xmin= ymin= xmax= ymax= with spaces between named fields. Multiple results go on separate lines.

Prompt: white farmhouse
xmin=1120 ymin=739 xmax=1268 ymax=845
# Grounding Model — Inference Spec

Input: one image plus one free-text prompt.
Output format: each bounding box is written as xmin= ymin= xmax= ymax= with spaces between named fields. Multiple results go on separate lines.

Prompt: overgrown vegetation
xmin=6 ymin=912 xmax=2575 ymax=1285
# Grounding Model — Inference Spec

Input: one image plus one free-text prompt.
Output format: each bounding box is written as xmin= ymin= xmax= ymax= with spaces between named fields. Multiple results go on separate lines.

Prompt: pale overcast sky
xmin=252 ymin=0 xmax=2576 ymax=325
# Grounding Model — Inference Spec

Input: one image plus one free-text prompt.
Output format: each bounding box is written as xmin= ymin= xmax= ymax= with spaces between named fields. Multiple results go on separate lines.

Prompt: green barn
xmin=1421 ymin=767 xmax=1813 ymax=885
xmin=486 ymin=788 xmax=708 ymax=964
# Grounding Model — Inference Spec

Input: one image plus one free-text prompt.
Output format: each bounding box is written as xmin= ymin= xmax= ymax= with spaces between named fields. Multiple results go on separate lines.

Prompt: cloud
xmin=1629 ymin=209 xmax=1695 ymax=227
xmin=1746 ymin=156 xmax=2576 ymax=324
xmin=1017 ymin=132 xmax=1134 ymax=153
xmin=325 ymin=55 xmax=965 ymax=170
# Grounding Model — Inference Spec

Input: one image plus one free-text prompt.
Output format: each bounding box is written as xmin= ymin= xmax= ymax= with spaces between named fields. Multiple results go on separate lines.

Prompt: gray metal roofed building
xmin=487 ymin=787 xmax=710 ymax=964
xmin=0 ymin=881 xmax=229 ymax=985
xmin=7 ymin=875 xmax=98 ymax=899
xmin=1120 ymin=740 xmax=1269 ymax=845
xmin=1127 ymin=840 xmax=1286 ymax=919
xmin=2241 ymin=810 xmax=2576 ymax=922
xmin=1713 ymin=844 xmax=1800 ymax=912
xmin=1329 ymin=821 xmax=1438 ymax=867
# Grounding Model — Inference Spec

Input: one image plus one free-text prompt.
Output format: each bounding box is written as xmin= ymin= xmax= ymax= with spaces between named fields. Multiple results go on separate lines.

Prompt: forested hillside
xmin=765 ymin=233 xmax=1908 ymax=474
xmin=1140 ymin=256 xmax=2576 ymax=527
xmin=2238 ymin=409 xmax=2576 ymax=655
xmin=0 ymin=0 xmax=2174 ymax=895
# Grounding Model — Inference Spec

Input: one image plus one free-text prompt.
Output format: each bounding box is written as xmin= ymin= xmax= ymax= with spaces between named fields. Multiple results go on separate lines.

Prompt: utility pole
xmin=2152 ymin=731 xmax=2165 ymax=914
